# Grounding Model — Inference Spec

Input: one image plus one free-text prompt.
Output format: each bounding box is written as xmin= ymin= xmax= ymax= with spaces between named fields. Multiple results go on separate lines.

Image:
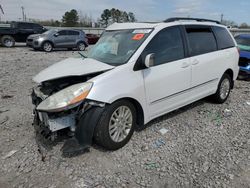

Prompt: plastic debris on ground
xmin=223 ymin=109 xmax=232 ymax=117
xmin=145 ymin=162 xmax=159 ymax=169
xmin=2 ymin=150 xmax=18 ymax=159
xmin=158 ymin=128 xmax=168 ymax=135
xmin=153 ymin=138 xmax=166 ymax=148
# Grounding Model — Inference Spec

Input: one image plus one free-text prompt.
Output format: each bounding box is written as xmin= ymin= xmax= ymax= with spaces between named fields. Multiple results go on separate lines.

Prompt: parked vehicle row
xmin=235 ymin=34 xmax=250 ymax=79
xmin=0 ymin=21 xmax=46 ymax=47
xmin=31 ymin=18 xmax=239 ymax=154
xmin=0 ymin=21 xmax=100 ymax=51
xmin=27 ymin=29 xmax=89 ymax=52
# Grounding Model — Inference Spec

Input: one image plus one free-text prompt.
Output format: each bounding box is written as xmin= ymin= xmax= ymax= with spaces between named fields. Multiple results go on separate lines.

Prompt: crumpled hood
xmin=33 ymin=58 xmax=114 ymax=83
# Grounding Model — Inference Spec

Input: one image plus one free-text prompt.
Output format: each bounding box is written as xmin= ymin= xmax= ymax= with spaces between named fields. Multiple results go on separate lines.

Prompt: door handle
xmin=181 ymin=62 xmax=190 ymax=68
xmin=192 ymin=59 xmax=199 ymax=65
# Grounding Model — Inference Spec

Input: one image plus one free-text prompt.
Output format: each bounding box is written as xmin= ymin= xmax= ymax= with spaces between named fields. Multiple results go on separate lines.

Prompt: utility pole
xmin=21 ymin=6 xmax=25 ymax=21
xmin=0 ymin=4 xmax=4 ymax=22
xmin=220 ymin=13 xmax=224 ymax=23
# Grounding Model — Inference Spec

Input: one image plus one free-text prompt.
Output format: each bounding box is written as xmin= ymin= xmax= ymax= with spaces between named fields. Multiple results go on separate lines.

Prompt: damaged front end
xmin=31 ymin=74 xmax=105 ymax=155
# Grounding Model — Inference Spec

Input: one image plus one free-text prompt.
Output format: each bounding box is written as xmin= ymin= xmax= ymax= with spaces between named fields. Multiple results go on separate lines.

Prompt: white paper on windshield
xmin=133 ymin=29 xmax=152 ymax=34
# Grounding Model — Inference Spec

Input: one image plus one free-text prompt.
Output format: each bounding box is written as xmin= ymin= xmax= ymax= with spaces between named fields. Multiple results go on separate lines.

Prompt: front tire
xmin=77 ymin=42 xmax=86 ymax=51
xmin=94 ymin=100 xmax=136 ymax=150
xmin=42 ymin=41 xmax=53 ymax=52
xmin=212 ymin=74 xmax=232 ymax=103
xmin=1 ymin=35 xmax=15 ymax=47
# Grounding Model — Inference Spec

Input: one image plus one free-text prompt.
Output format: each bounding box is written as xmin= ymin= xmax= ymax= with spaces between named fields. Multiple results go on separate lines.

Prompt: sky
xmin=0 ymin=0 xmax=249 ymax=25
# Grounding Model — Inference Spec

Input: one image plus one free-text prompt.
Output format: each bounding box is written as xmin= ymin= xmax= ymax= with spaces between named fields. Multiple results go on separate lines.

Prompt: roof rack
xmin=164 ymin=17 xmax=221 ymax=24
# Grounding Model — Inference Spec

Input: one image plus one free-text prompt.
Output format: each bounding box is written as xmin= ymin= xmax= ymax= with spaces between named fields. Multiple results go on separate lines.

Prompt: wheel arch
xmin=111 ymin=97 xmax=145 ymax=129
xmin=224 ymin=69 xmax=234 ymax=88
xmin=77 ymin=40 xmax=88 ymax=47
xmin=42 ymin=40 xmax=54 ymax=47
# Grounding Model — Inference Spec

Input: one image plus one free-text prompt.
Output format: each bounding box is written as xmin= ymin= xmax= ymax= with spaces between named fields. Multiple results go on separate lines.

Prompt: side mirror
xmin=54 ymin=33 xmax=59 ymax=37
xmin=144 ymin=53 xmax=155 ymax=68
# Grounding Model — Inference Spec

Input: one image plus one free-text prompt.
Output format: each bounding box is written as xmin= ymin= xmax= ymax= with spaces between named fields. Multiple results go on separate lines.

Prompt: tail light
xmin=237 ymin=46 xmax=240 ymax=55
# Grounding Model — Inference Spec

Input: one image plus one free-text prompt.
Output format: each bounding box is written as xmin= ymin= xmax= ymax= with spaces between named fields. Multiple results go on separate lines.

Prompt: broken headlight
xmin=36 ymin=82 xmax=93 ymax=112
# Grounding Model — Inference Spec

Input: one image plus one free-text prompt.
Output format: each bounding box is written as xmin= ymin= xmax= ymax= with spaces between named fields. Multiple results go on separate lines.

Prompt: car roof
xmin=56 ymin=28 xmax=83 ymax=32
xmin=236 ymin=34 xmax=250 ymax=39
xmin=11 ymin=21 xmax=39 ymax=24
xmin=106 ymin=21 xmax=225 ymax=31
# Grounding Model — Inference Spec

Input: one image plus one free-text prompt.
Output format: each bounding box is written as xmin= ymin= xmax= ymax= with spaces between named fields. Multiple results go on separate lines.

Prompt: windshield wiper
xmin=78 ymin=52 xmax=87 ymax=59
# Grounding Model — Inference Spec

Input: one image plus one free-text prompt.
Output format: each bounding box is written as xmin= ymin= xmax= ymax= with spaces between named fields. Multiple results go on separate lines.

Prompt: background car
xmin=235 ymin=34 xmax=250 ymax=79
xmin=86 ymin=33 xmax=100 ymax=44
xmin=0 ymin=21 xmax=46 ymax=47
xmin=26 ymin=29 xmax=88 ymax=52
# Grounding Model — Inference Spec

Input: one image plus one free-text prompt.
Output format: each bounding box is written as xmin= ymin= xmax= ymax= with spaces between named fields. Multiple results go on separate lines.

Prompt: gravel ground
xmin=0 ymin=45 xmax=250 ymax=188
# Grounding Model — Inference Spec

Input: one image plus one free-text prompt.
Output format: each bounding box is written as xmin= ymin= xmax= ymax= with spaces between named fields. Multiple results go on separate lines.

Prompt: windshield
xmin=235 ymin=37 xmax=250 ymax=46
xmin=87 ymin=29 xmax=152 ymax=66
xmin=43 ymin=29 xmax=56 ymax=35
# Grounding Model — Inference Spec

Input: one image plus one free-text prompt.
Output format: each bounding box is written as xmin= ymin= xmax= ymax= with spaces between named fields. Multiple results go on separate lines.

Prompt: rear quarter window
xmin=68 ymin=30 xmax=79 ymax=35
xmin=212 ymin=26 xmax=235 ymax=50
xmin=18 ymin=23 xmax=32 ymax=29
xmin=185 ymin=26 xmax=217 ymax=56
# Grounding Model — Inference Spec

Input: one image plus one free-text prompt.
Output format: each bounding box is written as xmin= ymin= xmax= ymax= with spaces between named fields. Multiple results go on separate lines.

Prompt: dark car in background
xmin=0 ymin=21 xmax=46 ymax=47
xmin=235 ymin=34 xmax=250 ymax=79
xmin=86 ymin=33 xmax=100 ymax=44
xmin=26 ymin=29 xmax=88 ymax=52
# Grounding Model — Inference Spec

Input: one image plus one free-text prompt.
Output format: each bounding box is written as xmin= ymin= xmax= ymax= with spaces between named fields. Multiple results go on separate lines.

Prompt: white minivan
xmin=32 ymin=18 xmax=239 ymax=153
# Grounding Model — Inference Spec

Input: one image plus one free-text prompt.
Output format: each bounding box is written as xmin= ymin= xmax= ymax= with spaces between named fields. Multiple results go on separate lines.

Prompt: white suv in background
xmin=32 ymin=18 xmax=239 ymax=154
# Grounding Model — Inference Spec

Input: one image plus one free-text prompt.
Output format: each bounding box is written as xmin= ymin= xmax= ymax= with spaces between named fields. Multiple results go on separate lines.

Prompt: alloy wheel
xmin=108 ymin=106 xmax=133 ymax=143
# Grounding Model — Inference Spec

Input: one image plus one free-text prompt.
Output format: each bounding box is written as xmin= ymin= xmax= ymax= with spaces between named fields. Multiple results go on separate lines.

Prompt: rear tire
xmin=94 ymin=100 xmax=136 ymax=150
xmin=1 ymin=35 xmax=15 ymax=47
xmin=42 ymin=41 xmax=53 ymax=52
xmin=211 ymin=74 xmax=232 ymax=104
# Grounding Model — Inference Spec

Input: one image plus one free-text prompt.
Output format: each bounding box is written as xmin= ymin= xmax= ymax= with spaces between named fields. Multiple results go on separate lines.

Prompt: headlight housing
xmin=36 ymin=82 xmax=93 ymax=112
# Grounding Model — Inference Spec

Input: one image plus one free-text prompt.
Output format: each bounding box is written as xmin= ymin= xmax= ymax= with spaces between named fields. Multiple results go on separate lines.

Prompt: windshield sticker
xmin=133 ymin=29 xmax=152 ymax=34
xmin=132 ymin=33 xmax=145 ymax=40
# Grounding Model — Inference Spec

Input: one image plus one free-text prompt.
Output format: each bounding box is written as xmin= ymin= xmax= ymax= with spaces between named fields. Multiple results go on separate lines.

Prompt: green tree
xmin=99 ymin=8 xmax=136 ymax=27
xmin=121 ymin=11 xmax=129 ymax=22
xmin=221 ymin=19 xmax=237 ymax=27
xmin=110 ymin=8 xmax=122 ymax=22
xmin=128 ymin=12 xmax=136 ymax=22
xmin=239 ymin=23 xmax=249 ymax=29
xmin=62 ymin=9 xmax=79 ymax=27
xmin=100 ymin=9 xmax=111 ymax=27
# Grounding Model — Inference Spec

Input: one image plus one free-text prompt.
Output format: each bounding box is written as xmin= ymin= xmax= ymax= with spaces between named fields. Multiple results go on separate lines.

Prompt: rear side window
xmin=58 ymin=30 xmax=68 ymax=36
xmin=18 ymin=23 xmax=32 ymax=29
xmin=186 ymin=26 xmax=217 ymax=56
xmin=213 ymin=26 xmax=235 ymax=50
xmin=68 ymin=30 xmax=79 ymax=35
xmin=142 ymin=26 xmax=185 ymax=66
xmin=32 ymin=24 xmax=42 ymax=29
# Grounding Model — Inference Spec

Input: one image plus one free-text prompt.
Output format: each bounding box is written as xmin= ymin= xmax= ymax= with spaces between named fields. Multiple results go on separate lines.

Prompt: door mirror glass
xmin=144 ymin=53 xmax=155 ymax=68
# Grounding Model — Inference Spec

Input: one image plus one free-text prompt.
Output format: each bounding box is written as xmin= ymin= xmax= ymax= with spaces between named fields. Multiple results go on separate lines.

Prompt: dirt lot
xmin=0 ymin=45 xmax=250 ymax=188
